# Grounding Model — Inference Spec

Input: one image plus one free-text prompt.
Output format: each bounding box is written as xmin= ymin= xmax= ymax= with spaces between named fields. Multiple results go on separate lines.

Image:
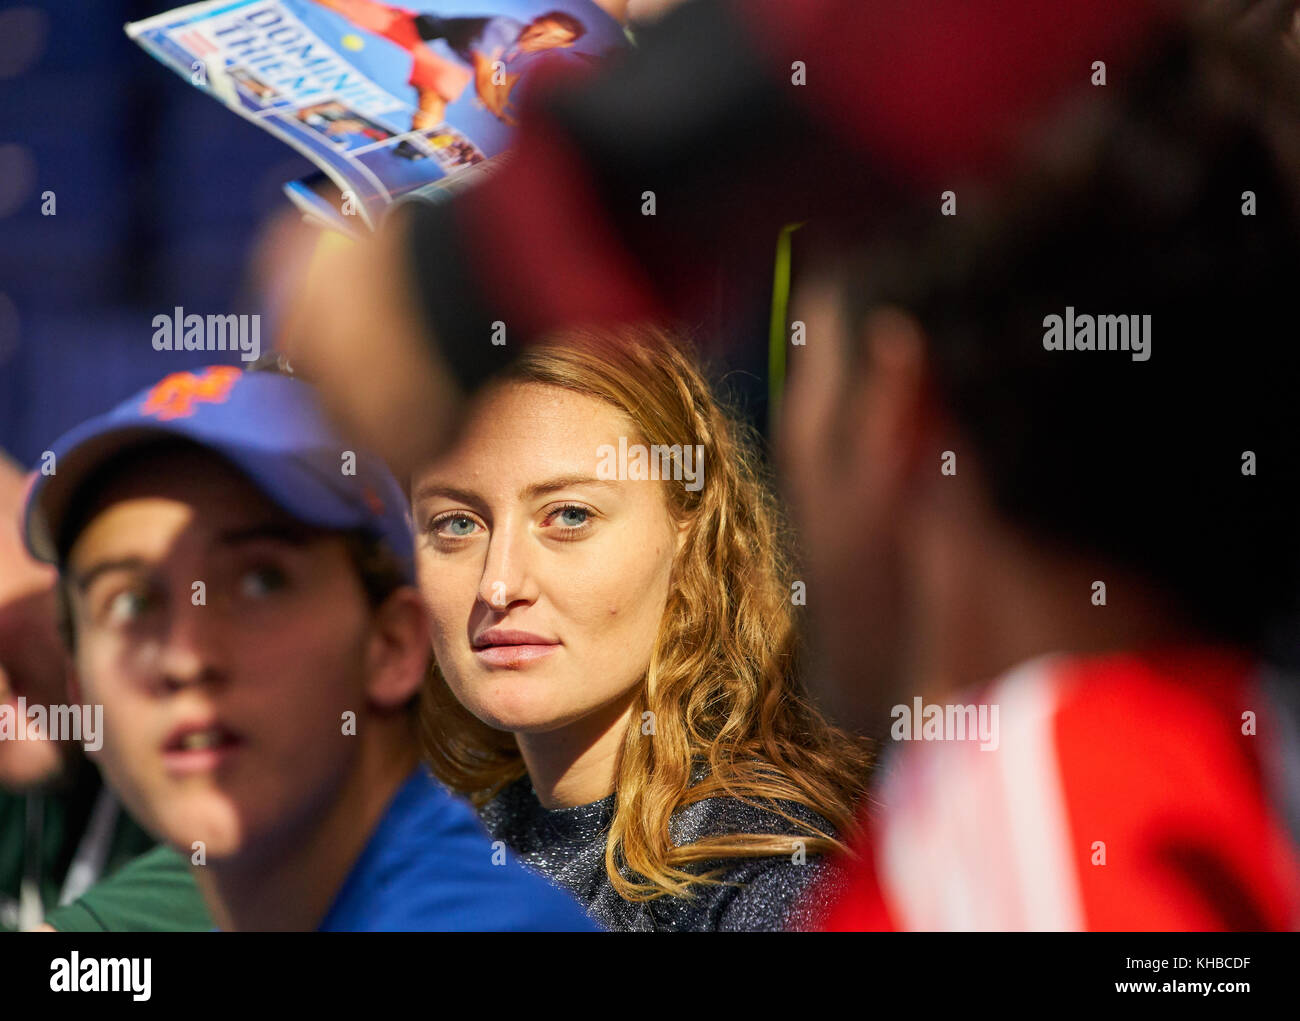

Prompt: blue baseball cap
xmin=23 ymin=365 xmax=415 ymax=582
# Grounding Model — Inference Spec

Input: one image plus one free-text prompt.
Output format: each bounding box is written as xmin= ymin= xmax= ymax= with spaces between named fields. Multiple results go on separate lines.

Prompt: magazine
xmin=126 ymin=0 xmax=628 ymax=229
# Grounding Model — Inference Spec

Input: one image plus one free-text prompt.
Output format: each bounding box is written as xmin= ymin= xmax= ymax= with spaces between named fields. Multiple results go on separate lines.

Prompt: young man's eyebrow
xmin=69 ymin=525 xmax=310 ymax=589
xmin=72 ymin=558 xmax=148 ymax=593
xmin=215 ymin=523 xmax=317 ymax=547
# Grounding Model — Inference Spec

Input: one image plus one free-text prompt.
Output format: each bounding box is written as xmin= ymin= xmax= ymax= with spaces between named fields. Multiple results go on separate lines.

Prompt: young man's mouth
xmin=161 ymin=720 xmax=245 ymax=773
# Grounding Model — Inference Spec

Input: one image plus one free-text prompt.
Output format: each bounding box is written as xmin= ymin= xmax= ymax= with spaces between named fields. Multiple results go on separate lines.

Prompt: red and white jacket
xmin=820 ymin=649 xmax=1300 ymax=930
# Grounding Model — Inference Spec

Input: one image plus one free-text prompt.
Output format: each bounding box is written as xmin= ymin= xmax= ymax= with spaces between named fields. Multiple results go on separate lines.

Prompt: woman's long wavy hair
xmin=418 ymin=324 xmax=874 ymax=901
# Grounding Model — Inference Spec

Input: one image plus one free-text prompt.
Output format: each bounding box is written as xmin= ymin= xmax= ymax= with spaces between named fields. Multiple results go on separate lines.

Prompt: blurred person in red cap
xmin=781 ymin=4 xmax=1300 ymax=929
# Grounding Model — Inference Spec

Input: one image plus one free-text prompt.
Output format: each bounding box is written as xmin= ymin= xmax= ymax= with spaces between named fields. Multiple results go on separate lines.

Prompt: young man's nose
xmin=156 ymin=595 xmax=228 ymax=690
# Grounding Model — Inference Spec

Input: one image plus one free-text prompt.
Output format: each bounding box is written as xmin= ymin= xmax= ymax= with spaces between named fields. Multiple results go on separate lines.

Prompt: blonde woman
xmin=412 ymin=326 xmax=872 ymax=930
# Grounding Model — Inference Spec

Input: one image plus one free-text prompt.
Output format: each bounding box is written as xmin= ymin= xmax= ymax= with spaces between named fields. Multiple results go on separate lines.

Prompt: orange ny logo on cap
xmin=141 ymin=366 xmax=242 ymax=421
xmin=361 ymin=485 xmax=385 ymax=516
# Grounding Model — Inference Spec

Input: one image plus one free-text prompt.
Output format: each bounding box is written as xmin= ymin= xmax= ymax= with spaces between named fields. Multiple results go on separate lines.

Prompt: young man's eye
xmin=103 ymin=589 xmax=154 ymax=625
xmin=238 ymin=565 xmax=288 ymax=599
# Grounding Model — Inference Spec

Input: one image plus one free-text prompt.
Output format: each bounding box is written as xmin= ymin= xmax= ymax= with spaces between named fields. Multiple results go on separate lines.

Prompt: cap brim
xmin=24 ymin=419 xmax=372 ymax=565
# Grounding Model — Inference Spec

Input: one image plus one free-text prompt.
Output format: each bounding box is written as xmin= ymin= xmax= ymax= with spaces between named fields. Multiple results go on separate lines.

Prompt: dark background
xmin=0 ymin=1 xmax=316 ymax=466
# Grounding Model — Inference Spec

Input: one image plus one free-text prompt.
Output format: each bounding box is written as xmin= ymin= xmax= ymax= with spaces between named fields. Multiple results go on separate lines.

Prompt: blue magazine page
xmin=127 ymin=0 xmax=627 ymax=227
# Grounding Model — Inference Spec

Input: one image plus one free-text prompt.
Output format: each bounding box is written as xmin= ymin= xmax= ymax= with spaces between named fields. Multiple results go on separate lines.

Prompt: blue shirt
xmin=318 ymin=767 xmax=598 ymax=931
xmin=477 ymin=16 xmax=526 ymax=64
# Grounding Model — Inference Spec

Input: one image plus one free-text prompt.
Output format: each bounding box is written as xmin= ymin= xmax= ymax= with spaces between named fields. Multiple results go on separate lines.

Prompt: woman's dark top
xmin=479 ymin=774 xmax=845 ymax=931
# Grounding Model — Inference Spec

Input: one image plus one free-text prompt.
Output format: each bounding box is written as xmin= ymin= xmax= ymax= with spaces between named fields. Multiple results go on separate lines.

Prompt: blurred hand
xmin=475 ymin=71 xmax=523 ymax=125
xmin=0 ymin=454 xmax=70 ymax=789
xmin=590 ymin=0 xmax=696 ymax=25
xmin=627 ymin=0 xmax=696 ymax=24
xmin=273 ymin=210 xmax=465 ymax=484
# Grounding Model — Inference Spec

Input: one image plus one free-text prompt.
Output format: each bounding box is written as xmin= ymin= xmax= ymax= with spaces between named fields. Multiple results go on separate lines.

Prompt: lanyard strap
xmin=19 ymin=793 xmax=44 ymax=931
xmin=11 ymin=784 xmax=120 ymax=929
xmin=59 ymin=784 xmax=120 ymax=906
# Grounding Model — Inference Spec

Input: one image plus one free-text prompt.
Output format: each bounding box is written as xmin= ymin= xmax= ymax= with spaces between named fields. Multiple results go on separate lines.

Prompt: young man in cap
xmin=2 ymin=451 xmax=210 ymax=932
xmin=24 ymin=364 xmax=596 ymax=931
xmin=780 ymin=10 xmax=1300 ymax=929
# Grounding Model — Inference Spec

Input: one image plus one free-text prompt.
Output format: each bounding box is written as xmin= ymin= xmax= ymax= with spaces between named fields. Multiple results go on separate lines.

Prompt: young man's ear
xmin=364 ymin=587 xmax=432 ymax=710
xmin=848 ymin=306 xmax=933 ymax=498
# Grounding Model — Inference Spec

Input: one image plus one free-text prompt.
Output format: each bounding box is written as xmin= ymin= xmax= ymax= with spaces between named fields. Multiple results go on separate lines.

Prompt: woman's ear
xmin=674 ymin=514 xmax=691 ymax=556
xmin=364 ymin=587 xmax=432 ymax=711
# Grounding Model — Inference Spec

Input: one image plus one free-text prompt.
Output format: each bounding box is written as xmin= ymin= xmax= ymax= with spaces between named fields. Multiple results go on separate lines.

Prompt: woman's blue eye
xmin=436 ymin=514 xmax=479 ymax=537
xmin=239 ymin=566 xmax=287 ymax=599
xmin=555 ymin=506 xmax=589 ymax=528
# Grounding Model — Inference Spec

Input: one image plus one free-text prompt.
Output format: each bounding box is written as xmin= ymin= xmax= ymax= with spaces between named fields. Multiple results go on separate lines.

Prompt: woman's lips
xmin=471 ymin=630 xmax=560 ymax=668
xmin=473 ymin=644 xmax=559 ymax=667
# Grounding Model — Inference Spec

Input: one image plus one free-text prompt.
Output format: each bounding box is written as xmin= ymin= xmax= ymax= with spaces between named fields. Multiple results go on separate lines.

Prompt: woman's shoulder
xmin=651 ymin=835 xmax=847 ymax=932
xmin=715 ymin=852 xmax=849 ymax=932
xmin=669 ymin=777 xmax=840 ymax=845
xmin=664 ymin=782 xmax=847 ymax=931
